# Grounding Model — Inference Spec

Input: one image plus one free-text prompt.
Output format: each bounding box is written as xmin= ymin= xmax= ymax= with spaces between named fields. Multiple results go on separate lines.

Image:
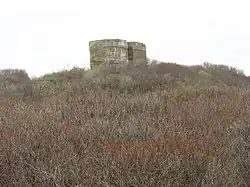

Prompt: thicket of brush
xmin=0 ymin=62 xmax=250 ymax=186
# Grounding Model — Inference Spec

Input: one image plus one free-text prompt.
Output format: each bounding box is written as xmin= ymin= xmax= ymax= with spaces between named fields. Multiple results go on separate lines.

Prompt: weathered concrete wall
xmin=128 ymin=42 xmax=147 ymax=66
xmin=89 ymin=39 xmax=147 ymax=69
xmin=89 ymin=39 xmax=129 ymax=69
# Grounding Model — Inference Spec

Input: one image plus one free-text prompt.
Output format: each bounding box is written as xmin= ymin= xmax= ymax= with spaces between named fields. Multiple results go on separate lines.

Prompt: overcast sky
xmin=0 ymin=0 xmax=250 ymax=77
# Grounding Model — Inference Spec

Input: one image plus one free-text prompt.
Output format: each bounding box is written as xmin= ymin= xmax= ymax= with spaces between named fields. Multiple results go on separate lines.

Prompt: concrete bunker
xmin=89 ymin=39 xmax=147 ymax=69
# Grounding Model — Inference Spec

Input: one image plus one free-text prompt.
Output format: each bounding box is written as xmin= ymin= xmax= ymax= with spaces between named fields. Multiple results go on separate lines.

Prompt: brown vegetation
xmin=0 ymin=62 xmax=250 ymax=186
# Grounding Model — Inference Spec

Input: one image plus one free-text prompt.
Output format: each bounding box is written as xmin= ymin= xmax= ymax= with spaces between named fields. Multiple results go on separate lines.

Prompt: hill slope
xmin=0 ymin=62 xmax=250 ymax=186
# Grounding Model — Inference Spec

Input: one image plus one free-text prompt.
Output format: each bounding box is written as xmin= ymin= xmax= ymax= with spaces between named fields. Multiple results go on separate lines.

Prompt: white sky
xmin=1 ymin=0 xmax=250 ymax=77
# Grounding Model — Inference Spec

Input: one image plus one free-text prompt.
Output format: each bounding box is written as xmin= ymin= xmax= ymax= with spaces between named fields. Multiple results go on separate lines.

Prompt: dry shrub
xmin=1 ymin=63 xmax=250 ymax=186
xmin=101 ymin=134 xmax=225 ymax=165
